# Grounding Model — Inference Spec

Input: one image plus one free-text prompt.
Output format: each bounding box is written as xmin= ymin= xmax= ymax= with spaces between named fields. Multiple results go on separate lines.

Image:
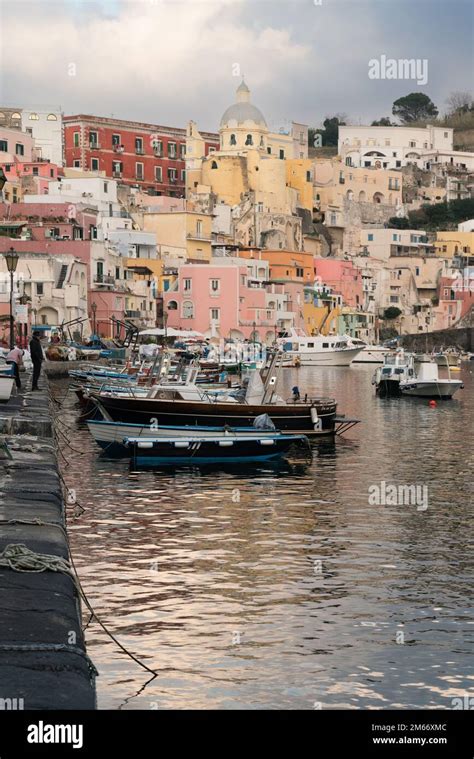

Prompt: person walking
xmin=29 ymin=331 xmax=44 ymax=391
xmin=5 ymin=345 xmax=24 ymax=389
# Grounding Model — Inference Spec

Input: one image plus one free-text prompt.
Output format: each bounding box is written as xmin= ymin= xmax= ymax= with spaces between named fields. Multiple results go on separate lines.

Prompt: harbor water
xmin=53 ymin=364 xmax=474 ymax=709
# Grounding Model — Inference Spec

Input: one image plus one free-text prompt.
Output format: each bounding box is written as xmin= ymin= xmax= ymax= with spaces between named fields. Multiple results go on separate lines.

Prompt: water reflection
xmin=54 ymin=364 xmax=474 ymax=709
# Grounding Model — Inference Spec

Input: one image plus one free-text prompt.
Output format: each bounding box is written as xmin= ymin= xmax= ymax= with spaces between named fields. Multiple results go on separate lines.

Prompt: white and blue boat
xmin=124 ymin=431 xmax=309 ymax=466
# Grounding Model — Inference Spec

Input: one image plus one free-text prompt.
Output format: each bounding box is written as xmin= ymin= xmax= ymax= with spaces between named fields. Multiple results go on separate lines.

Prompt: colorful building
xmin=64 ymin=114 xmax=219 ymax=198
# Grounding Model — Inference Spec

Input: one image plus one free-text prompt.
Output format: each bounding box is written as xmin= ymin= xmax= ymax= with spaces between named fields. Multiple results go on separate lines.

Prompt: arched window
xmin=0 ymin=113 xmax=5 ymax=121
xmin=373 ymin=192 xmax=384 ymax=204
xmin=245 ymin=134 xmax=253 ymax=146
xmin=47 ymin=113 xmax=57 ymax=121
xmin=11 ymin=112 xmax=21 ymax=120
xmin=29 ymin=113 xmax=39 ymax=120
xmin=168 ymin=300 xmax=178 ymax=310
xmin=211 ymin=160 xmax=218 ymax=169
xmin=346 ymin=190 xmax=354 ymax=201
xmin=230 ymin=134 xmax=236 ymax=146
xmin=358 ymin=191 xmax=366 ymax=202
xmin=182 ymin=300 xmax=194 ymax=318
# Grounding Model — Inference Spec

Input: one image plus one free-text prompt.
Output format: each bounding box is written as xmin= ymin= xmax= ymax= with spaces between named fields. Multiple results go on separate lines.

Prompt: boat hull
xmin=399 ymin=380 xmax=463 ymax=399
xmin=126 ymin=434 xmax=308 ymax=467
xmin=283 ymin=347 xmax=362 ymax=367
xmin=91 ymin=394 xmax=338 ymax=435
xmin=352 ymin=347 xmax=390 ymax=364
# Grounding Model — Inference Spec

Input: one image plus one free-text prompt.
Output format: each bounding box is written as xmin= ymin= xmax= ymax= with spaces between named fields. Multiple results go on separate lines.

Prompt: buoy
xmin=429 ymin=400 xmax=437 ymax=408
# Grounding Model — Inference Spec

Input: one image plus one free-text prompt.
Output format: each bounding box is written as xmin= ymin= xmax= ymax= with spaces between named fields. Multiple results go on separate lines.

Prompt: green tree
xmin=383 ymin=307 xmax=402 ymax=321
xmin=392 ymin=93 xmax=438 ymax=123
xmin=371 ymin=117 xmax=393 ymax=126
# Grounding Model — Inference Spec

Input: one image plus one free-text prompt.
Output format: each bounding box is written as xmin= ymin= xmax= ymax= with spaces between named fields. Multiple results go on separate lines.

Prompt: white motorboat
xmin=346 ymin=338 xmax=390 ymax=364
xmin=373 ymin=350 xmax=414 ymax=397
xmin=277 ymin=330 xmax=364 ymax=367
xmin=399 ymin=355 xmax=463 ymax=399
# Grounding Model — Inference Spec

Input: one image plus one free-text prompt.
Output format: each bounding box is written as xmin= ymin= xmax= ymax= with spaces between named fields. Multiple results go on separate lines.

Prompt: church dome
xmin=220 ymin=80 xmax=267 ymax=129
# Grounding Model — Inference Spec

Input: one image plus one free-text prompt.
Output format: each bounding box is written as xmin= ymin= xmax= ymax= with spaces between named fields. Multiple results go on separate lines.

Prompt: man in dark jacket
xmin=29 ymin=331 xmax=44 ymax=391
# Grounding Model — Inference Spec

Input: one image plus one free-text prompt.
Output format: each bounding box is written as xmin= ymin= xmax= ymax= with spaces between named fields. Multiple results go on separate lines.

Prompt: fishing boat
xmin=399 ymin=355 xmax=463 ymax=399
xmin=87 ymin=417 xmax=294 ymax=455
xmin=372 ymin=350 xmax=413 ymax=397
xmin=277 ymin=330 xmax=364 ymax=366
xmin=88 ymin=352 xmax=355 ymax=436
xmin=124 ymin=431 xmax=309 ymax=466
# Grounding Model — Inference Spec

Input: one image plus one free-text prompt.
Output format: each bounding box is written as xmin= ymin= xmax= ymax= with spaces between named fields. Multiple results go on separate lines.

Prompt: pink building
xmin=164 ymin=263 xmax=276 ymax=341
xmin=313 ymin=258 xmax=364 ymax=309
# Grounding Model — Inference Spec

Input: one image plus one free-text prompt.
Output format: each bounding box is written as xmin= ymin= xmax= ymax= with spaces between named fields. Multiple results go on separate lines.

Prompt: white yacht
xmin=277 ymin=330 xmax=364 ymax=367
xmin=346 ymin=338 xmax=391 ymax=364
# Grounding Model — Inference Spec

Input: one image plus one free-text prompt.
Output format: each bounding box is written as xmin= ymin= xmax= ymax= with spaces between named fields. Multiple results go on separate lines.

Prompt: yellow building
xmin=435 ymin=231 xmax=473 ymax=258
xmin=133 ymin=210 xmax=213 ymax=262
xmin=303 ymin=285 xmax=341 ymax=335
xmin=314 ymin=157 xmax=403 ymax=210
xmin=186 ymin=81 xmax=311 ymax=216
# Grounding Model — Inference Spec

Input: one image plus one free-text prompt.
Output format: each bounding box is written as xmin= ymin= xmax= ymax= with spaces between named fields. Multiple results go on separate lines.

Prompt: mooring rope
xmin=0 ymin=543 xmax=74 ymax=576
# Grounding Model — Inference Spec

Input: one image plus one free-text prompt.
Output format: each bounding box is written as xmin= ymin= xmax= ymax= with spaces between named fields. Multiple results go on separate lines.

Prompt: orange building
xmin=238 ymin=248 xmax=314 ymax=284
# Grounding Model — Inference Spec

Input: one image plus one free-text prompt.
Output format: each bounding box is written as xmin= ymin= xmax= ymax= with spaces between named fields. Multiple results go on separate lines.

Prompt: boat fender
xmin=311 ymin=406 xmax=322 ymax=430
xmin=429 ymin=400 xmax=437 ymax=408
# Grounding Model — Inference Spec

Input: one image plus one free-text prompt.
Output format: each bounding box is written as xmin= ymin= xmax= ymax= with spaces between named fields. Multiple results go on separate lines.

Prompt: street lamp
xmin=3 ymin=247 xmax=19 ymax=349
xmin=91 ymin=302 xmax=97 ymax=337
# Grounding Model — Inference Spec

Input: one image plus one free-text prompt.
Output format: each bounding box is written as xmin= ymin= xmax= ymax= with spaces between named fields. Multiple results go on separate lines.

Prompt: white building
xmin=21 ymin=107 xmax=63 ymax=166
xmin=339 ymin=125 xmax=454 ymax=170
xmin=423 ymin=150 xmax=474 ymax=172
xmin=360 ymin=228 xmax=432 ymax=260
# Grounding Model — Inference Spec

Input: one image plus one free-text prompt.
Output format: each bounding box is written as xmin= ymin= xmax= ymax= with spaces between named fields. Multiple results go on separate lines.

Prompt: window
xmin=210 ymin=308 xmax=220 ymax=322
xmin=73 ymin=159 xmax=81 ymax=168
xmin=50 ymin=169 xmax=54 ymax=178
xmin=210 ymin=279 xmax=220 ymax=293
xmin=113 ymin=161 xmax=122 ymax=176
xmin=444 ymin=132 xmax=448 ymax=138
xmin=230 ymin=134 xmax=237 ymax=146
xmin=135 ymin=137 xmax=144 ymax=154
xmin=396 ymin=160 xmax=401 ymax=168
xmin=29 ymin=113 xmax=39 ymax=120
xmin=152 ymin=140 xmax=162 ymax=156
xmin=154 ymin=166 xmax=162 ymax=182
xmin=409 ymin=141 xmax=416 ymax=148
xmin=168 ymin=142 xmax=177 ymax=158
xmin=392 ymin=152 xmax=397 ymax=157
xmin=73 ymin=132 xmax=80 ymax=147
xmin=103 ymin=182 xmax=108 ymax=193
xmin=180 ymin=144 xmax=186 ymax=157
xmin=182 ymin=300 xmax=194 ymax=318
xmin=415 ymin=267 xmax=420 ymax=276
xmin=91 ymin=158 xmax=99 ymax=171
xmin=115 ymin=266 xmax=120 ymax=280
xmin=390 ymin=295 xmax=399 ymax=303
xmin=15 ymin=142 xmax=24 ymax=156
xmin=392 ymin=234 xmax=397 ymax=241
xmin=267 ymin=147 xmax=272 ymax=154
xmin=183 ymin=278 xmax=192 ymax=292
xmin=47 ymin=113 xmax=57 ymax=121
xmin=181 ymin=169 xmax=186 ymax=182
xmin=90 ymin=225 xmax=98 ymax=240
xmin=112 ymin=134 xmax=121 ymax=146
xmin=168 ymin=300 xmax=178 ymax=310
xmin=36 ymin=282 xmax=44 ymax=295
xmin=0 ymin=139 xmax=8 ymax=152
xmin=89 ymin=131 xmax=98 ymax=147
xmin=211 ymin=160 xmax=218 ymax=169
xmin=385 ymin=139 xmax=391 ymax=146
xmin=168 ymin=167 xmax=177 ymax=181
xmin=135 ymin=162 xmax=144 ymax=180
xmin=32 ymin=166 xmax=39 ymax=176
xmin=245 ymin=134 xmax=253 ymax=146
xmin=368 ymin=234 xmax=374 ymax=241
xmin=306 ymin=171 xmax=311 ymax=182
xmin=279 ymin=149 xmax=284 ymax=159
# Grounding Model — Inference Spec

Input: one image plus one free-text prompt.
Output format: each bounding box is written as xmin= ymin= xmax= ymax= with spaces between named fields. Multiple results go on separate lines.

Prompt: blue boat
xmin=124 ymin=432 xmax=310 ymax=467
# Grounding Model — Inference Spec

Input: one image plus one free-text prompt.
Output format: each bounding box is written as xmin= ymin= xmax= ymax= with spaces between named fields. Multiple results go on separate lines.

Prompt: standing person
xmin=5 ymin=345 xmax=24 ymax=389
xmin=29 ymin=331 xmax=44 ymax=391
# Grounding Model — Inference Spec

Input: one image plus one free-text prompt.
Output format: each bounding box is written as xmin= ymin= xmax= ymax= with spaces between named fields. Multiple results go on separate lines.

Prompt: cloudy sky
xmin=0 ymin=0 xmax=472 ymax=133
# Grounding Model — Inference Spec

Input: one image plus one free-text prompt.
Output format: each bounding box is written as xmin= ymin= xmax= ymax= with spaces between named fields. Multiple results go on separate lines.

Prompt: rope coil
xmin=0 ymin=543 xmax=73 ymax=576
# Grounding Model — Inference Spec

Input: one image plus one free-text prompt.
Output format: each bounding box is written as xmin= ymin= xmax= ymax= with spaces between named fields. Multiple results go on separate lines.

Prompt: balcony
xmin=113 ymin=145 xmax=124 ymax=153
xmin=93 ymin=273 xmax=115 ymax=286
xmin=112 ymin=171 xmax=122 ymax=178
xmin=89 ymin=142 xmax=101 ymax=150
xmin=135 ymin=147 xmax=145 ymax=155
xmin=187 ymin=232 xmax=211 ymax=241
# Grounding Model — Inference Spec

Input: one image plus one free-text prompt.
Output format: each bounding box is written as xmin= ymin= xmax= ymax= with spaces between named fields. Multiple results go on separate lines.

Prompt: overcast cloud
xmin=0 ymin=0 xmax=472 ymax=132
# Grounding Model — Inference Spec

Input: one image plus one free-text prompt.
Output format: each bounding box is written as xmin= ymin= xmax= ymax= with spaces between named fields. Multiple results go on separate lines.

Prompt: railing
xmin=93 ymin=274 xmax=115 ymax=285
xmin=186 ymin=232 xmax=211 ymax=240
xmin=89 ymin=142 xmax=101 ymax=150
xmin=135 ymin=148 xmax=145 ymax=155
